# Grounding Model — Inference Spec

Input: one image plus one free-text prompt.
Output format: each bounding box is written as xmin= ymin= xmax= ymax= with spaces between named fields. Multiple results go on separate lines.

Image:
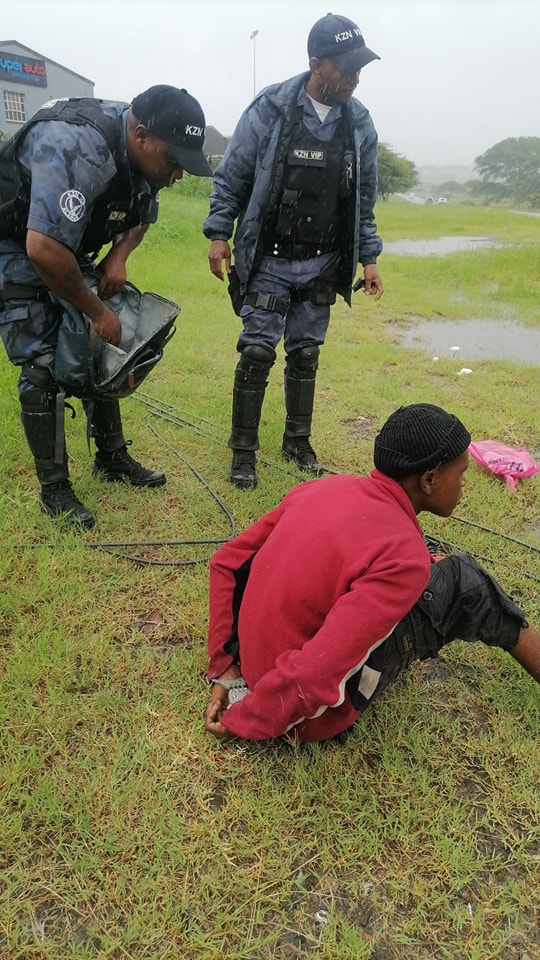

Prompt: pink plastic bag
xmin=469 ymin=440 xmax=540 ymax=492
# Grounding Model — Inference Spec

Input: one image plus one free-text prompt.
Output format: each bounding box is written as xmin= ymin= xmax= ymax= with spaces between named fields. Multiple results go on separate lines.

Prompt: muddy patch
xmin=119 ymin=609 xmax=195 ymax=652
xmin=341 ymin=414 xmax=377 ymax=438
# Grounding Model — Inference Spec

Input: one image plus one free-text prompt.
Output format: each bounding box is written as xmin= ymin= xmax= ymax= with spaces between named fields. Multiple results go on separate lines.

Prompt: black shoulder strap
xmin=0 ymin=98 xmax=120 ymax=162
xmin=33 ymin=98 xmax=119 ymax=153
xmin=0 ymin=99 xmax=122 ymax=242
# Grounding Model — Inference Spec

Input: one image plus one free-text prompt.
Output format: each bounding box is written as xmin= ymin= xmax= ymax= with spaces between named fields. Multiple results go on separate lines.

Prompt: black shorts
xmin=344 ymin=553 xmax=527 ymax=720
xmin=404 ymin=552 xmax=528 ymax=659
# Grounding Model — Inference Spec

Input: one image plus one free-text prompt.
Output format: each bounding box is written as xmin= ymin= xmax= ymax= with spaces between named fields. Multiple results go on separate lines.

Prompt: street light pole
xmin=249 ymin=29 xmax=259 ymax=98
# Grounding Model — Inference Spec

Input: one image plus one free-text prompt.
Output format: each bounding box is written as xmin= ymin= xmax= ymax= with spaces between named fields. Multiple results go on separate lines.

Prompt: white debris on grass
xmin=314 ymin=909 xmax=329 ymax=926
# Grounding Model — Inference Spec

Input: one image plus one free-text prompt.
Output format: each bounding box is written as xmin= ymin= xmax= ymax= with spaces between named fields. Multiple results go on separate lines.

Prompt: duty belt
xmin=263 ymin=238 xmax=337 ymax=260
xmin=243 ymin=286 xmax=330 ymax=316
xmin=0 ymin=283 xmax=50 ymax=302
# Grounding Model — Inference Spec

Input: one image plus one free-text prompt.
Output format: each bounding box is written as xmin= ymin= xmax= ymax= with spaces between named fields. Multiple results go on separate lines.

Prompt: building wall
xmin=0 ymin=41 xmax=94 ymax=135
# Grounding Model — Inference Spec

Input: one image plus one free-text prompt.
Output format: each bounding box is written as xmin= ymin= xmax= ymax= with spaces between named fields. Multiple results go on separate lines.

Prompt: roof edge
xmin=0 ymin=40 xmax=94 ymax=85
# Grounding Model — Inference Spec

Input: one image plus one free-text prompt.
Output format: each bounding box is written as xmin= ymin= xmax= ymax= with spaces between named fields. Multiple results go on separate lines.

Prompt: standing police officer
xmin=204 ymin=13 xmax=384 ymax=489
xmin=0 ymin=85 xmax=212 ymax=528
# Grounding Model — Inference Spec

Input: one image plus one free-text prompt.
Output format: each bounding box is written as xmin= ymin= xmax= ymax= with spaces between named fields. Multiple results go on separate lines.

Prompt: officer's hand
xmin=208 ymin=239 xmax=231 ymax=281
xmin=91 ymin=306 xmax=122 ymax=346
xmin=363 ymin=264 xmax=384 ymax=301
xmin=96 ymin=252 xmax=128 ymax=299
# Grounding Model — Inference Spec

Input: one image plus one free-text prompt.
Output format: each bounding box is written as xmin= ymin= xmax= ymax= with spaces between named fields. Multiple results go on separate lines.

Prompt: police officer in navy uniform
xmin=0 ymin=85 xmax=212 ymax=529
xmin=204 ymin=13 xmax=384 ymax=489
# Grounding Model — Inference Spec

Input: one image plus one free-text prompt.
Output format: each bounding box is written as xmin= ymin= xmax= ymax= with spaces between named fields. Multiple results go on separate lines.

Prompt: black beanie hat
xmin=373 ymin=403 xmax=471 ymax=479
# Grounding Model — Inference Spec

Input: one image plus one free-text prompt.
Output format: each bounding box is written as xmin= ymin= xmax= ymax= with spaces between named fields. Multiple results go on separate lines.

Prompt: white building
xmin=0 ymin=41 xmax=93 ymax=134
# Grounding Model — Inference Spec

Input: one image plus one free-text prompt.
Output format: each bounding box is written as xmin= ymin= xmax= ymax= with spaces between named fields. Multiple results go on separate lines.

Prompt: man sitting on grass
xmin=205 ymin=403 xmax=540 ymax=743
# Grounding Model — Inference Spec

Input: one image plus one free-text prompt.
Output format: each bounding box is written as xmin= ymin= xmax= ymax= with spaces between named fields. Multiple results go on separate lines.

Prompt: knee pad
xmin=236 ymin=344 xmax=277 ymax=384
xmin=241 ymin=344 xmax=277 ymax=365
xmin=287 ymin=345 xmax=320 ymax=373
xmin=19 ymin=363 xmax=57 ymax=411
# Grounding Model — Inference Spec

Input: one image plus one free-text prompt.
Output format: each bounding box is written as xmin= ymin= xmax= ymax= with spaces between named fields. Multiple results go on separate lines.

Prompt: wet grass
xmin=1 ymin=193 xmax=539 ymax=958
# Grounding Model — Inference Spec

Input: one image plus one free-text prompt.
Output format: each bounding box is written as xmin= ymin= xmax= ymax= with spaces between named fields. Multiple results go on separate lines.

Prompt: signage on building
xmin=0 ymin=51 xmax=47 ymax=87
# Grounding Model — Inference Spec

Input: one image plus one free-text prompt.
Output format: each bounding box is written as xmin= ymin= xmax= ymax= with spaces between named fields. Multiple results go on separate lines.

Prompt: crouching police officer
xmin=204 ymin=13 xmax=384 ymax=489
xmin=0 ymin=85 xmax=212 ymax=528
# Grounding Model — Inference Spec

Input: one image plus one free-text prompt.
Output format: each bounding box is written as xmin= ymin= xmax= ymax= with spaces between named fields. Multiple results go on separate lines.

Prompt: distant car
xmin=437 ymin=197 xmax=448 ymax=205
xmin=425 ymin=196 xmax=433 ymax=204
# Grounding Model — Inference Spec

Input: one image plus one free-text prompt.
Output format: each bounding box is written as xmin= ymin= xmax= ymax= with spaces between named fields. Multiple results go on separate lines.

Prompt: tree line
xmin=377 ymin=137 xmax=540 ymax=207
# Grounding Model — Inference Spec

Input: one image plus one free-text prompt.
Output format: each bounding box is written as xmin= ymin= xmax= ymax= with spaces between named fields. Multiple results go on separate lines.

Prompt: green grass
xmin=1 ymin=193 xmax=539 ymax=958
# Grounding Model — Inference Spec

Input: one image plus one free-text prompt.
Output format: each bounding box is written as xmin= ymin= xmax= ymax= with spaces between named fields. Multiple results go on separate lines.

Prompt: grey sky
xmin=3 ymin=0 xmax=538 ymax=168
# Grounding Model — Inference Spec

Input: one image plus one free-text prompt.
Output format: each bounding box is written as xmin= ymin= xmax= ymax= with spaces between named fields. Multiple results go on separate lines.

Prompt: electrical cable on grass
xmin=452 ymin=514 xmax=540 ymax=554
xmin=12 ymin=398 xmax=237 ymax=566
xmin=9 ymin=392 xmax=316 ymax=566
xmin=424 ymin=520 xmax=540 ymax=585
xmin=136 ymin=390 xmax=321 ymax=479
xmin=7 ymin=393 xmax=540 ymax=589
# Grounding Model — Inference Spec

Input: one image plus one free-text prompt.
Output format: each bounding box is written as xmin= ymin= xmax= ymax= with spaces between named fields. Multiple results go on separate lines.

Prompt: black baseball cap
xmin=131 ymin=84 xmax=212 ymax=177
xmin=308 ymin=13 xmax=380 ymax=74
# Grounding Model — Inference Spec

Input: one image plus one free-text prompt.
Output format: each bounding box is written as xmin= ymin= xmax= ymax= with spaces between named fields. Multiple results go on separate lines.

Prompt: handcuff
xmin=211 ymin=676 xmax=250 ymax=704
xmin=211 ymin=677 xmax=248 ymax=691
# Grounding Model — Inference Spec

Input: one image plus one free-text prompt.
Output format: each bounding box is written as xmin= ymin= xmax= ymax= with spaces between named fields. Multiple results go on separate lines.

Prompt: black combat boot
xmin=88 ymin=398 xmax=166 ymax=487
xmin=39 ymin=480 xmax=95 ymax=529
xmin=20 ymin=367 xmax=95 ymax=530
xmin=228 ymin=344 xmax=276 ymax=489
xmin=93 ymin=442 xmax=166 ymax=486
xmin=281 ymin=435 xmax=322 ymax=472
xmin=281 ymin=346 xmax=323 ymax=474
xmin=230 ymin=450 xmax=257 ymax=489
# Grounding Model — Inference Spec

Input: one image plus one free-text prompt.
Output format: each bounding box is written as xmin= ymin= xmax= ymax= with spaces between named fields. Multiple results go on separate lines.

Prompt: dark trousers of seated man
xmin=341 ymin=552 xmax=527 ymax=729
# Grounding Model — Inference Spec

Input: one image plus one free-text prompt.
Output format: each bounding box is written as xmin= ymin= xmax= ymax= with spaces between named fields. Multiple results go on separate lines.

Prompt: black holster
xmin=228 ymin=266 xmax=244 ymax=317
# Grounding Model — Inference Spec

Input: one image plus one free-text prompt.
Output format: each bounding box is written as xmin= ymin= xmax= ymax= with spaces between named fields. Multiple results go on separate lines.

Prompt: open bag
xmin=54 ymin=279 xmax=179 ymax=399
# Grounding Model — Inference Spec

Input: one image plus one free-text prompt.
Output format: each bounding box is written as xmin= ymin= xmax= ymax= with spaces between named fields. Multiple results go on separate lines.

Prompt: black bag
xmin=54 ymin=280 xmax=179 ymax=399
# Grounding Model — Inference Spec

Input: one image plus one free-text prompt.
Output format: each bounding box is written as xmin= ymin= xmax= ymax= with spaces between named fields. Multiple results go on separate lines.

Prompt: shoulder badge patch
xmin=60 ymin=190 xmax=86 ymax=222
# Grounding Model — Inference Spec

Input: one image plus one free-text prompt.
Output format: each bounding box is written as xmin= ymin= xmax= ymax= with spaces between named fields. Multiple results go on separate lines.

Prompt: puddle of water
xmin=388 ymin=317 xmax=540 ymax=365
xmin=384 ymin=236 xmax=506 ymax=256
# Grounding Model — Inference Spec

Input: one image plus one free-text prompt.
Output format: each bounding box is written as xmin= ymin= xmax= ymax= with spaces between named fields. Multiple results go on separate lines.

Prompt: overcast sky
xmin=2 ymin=0 xmax=539 ymax=169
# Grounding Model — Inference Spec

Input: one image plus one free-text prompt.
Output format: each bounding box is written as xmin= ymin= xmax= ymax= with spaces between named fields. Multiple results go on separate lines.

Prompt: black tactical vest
xmin=0 ymin=98 xmax=144 ymax=255
xmin=272 ymin=116 xmax=347 ymax=247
